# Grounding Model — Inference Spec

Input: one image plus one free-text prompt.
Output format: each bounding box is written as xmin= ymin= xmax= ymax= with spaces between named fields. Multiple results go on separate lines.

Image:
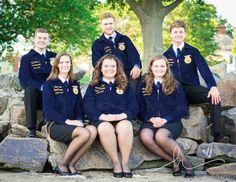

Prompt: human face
xmin=34 ymin=32 xmax=49 ymax=51
xmin=101 ymin=58 xmax=117 ymax=80
xmin=101 ymin=17 xmax=115 ymax=36
xmin=58 ymin=55 xmax=71 ymax=77
xmin=170 ymin=27 xmax=186 ymax=45
xmin=151 ymin=59 xmax=167 ymax=80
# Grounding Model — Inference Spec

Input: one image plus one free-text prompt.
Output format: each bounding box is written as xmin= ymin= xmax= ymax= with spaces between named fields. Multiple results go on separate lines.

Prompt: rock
xmin=221 ymin=107 xmax=236 ymax=144
xmin=74 ymin=66 xmax=86 ymax=81
xmin=48 ymin=135 xmax=199 ymax=171
xmin=180 ymin=106 xmax=208 ymax=142
xmin=0 ymin=94 xmax=8 ymax=115
xmin=176 ymin=138 xmax=198 ymax=155
xmin=217 ymin=72 xmax=236 ymax=107
xmin=48 ymin=136 xmax=160 ymax=170
xmin=0 ymin=121 xmax=10 ymax=142
xmin=206 ymin=163 xmax=236 ymax=176
xmin=10 ymin=72 xmax=22 ymax=91
xmin=197 ymin=142 xmax=236 ymax=160
xmin=0 ymin=73 xmax=11 ymax=88
xmin=0 ymin=136 xmax=48 ymax=172
xmin=10 ymin=124 xmax=47 ymax=138
xmin=10 ymin=104 xmax=26 ymax=126
xmin=210 ymin=63 xmax=227 ymax=78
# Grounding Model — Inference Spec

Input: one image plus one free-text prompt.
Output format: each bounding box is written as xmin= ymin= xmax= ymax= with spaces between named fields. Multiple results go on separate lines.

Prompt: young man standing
xmin=92 ymin=12 xmax=142 ymax=91
xmin=19 ymin=28 xmax=56 ymax=137
xmin=163 ymin=20 xmax=227 ymax=142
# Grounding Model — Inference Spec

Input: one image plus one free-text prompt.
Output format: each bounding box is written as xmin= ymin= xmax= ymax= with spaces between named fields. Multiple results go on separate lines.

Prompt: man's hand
xmin=130 ymin=66 xmax=141 ymax=80
xmin=208 ymin=86 xmax=221 ymax=105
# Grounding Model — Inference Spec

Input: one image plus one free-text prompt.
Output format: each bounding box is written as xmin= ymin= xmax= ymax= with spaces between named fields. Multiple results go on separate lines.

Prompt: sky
xmin=205 ymin=0 xmax=236 ymax=26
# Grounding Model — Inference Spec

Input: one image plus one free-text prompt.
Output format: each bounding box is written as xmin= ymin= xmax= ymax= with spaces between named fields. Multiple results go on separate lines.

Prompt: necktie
xmin=109 ymin=82 xmax=113 ymax=90
xmin=108 ymin=36 xmax=114 ymax=44
xmin=155 ymin=82 xmax=161 ymax=90
xmin=177 ymin=48 xmax=181 ymax=59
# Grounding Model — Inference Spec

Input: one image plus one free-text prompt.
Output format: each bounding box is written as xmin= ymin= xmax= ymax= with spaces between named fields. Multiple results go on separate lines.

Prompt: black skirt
xmin=140 ymin=121 xmax=183 ymax=139
xmin=47 ymin=122 xmax=77 ymax=143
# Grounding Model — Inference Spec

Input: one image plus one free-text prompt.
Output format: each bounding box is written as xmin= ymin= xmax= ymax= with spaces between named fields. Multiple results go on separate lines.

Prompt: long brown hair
xmin=91 ymin=54 xmax=128 ymax=90
xmin=47 ymin=51 xmax=75 ymax=81
xmin=145 ymin=55 xmax=178 ymax=95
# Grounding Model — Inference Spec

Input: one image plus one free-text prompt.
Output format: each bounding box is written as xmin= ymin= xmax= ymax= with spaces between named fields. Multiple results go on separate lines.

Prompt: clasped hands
xmin=99 ymin=113 xmax=127 ymax=122
xmin=65 ymin=119 xmax=84 ymax=127
xmin=149 ymin=117 xmax=167 ymax=128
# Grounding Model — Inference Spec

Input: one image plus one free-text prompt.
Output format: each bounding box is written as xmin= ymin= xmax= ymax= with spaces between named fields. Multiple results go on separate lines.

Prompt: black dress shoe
xmin=123 ymin=171 xmax=133 ymax=178
xmin=55 ymin=166 xmax=71 ymax=176
xmin=26 ymin=130 xmax=36 ymax=138
xmin=71 ymin=171 xmax=82 ymax=175
xmin=172 ymin=168 xmax=182 ymax=176
xmin=184 ymin=170 xmax=195 ymax=178
xmin=113 ymin=172 xmax=123 ymax=178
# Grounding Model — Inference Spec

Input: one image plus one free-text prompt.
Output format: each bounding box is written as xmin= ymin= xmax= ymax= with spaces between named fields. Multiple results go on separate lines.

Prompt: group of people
xmin=18 ymin=12 xmax=227 ymax=178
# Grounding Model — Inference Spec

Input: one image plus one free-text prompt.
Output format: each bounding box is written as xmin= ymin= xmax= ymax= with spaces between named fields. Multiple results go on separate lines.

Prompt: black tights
xmin=140 ymin=128 xmax=193 ymax=171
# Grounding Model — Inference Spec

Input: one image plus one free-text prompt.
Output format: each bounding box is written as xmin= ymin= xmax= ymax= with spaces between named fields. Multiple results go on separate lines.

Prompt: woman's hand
xmin=65 ymin=119 xmax=84 ymax=127
xmin=208 ymin=86 xmax=221 ymax=105
xmin=99 ymin=113 xmax=127 ymax=122
xmin=150 ymin=117 xmax=167 ymax=128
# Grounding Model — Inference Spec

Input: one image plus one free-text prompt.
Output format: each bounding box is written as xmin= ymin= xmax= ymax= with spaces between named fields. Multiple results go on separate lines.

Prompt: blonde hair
xmin=91 ymin=54 xmax=128 ymax=91
xmin=170 ymin=20 xmax=186 ymax=32
xmin=145 ymin=55 xmax=178 ymax=95
xmin=100 ymin=12 xmax=115 ymax=22
xmin=47 ymin=51 xmax=75 ymax=81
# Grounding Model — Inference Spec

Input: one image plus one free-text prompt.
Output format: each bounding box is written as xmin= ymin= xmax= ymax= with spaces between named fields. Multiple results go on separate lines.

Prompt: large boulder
xmin=217 ymin=72 xmax=236 ymax=107
xmin=0 ymin=136 xmax=48 ymax=172
xmin=197 ymin=142 xmax=236 ymax=160
xmin=0 ymin=121 xmax=10 ymax=142
xmin=0 ymin=94 xmax=8 ymax=115
xmin=221 ymin=107 xmax=236 ymax=144
xmin=206 ymin=163 xmax=236 ymax=176
xmin=48 ymin=135 xmax=200 ymax=171
xmin=180 ymin=106 xmax=208 ymax=142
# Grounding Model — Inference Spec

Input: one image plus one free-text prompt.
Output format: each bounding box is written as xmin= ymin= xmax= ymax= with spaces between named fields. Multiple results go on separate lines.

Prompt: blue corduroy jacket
xmin=92 ymin=31 xmax=142 ymax=74
xmin=43 ymin=78 xmax=84 ymax=124
xmin=19 ymin=49 xmax=56 ymax=91
xmin=83 ymin=80 xmax=138 ymax=125
xmin=163 ymin=43 xmax=216 ymax=89
xmin=136 ymin=81 xmax=188 ymax=123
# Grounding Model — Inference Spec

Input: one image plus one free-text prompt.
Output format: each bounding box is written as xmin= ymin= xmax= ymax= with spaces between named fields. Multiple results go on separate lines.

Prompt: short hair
xmin=34 ymin=28 xmax=49 ymax=36
xmin=170 ymin=20 xmax=186 ymax=32
xmin=100 ymin=12 xmax=115 ymax=22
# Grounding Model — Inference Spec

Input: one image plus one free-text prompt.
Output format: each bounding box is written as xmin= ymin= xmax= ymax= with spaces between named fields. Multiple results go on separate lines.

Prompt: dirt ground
xmin=0 ymin=168 xmax=235 ymax=182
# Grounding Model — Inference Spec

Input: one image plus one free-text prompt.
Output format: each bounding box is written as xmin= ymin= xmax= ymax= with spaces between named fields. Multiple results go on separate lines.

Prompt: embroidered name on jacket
xmin=31 ymin=60 xmax=41 ymax=69
xmin=95 ymin=85 xmax=105 ymax=94
xmin=142 ymin=87 xmax=152 ymax=96
xmin=53 ymin=86 xmax=63 ymax=94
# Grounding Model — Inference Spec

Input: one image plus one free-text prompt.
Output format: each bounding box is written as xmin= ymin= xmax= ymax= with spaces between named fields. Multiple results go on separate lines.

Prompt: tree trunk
xmin=127 ymin=0 xmax=184 ymax=72
xmin=140 ymin=14 xmax=165 ymax=71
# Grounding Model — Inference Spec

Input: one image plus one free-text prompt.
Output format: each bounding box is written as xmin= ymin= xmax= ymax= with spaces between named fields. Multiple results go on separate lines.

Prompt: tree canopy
xmin=0 ymin=0 xmax=98 ymax=55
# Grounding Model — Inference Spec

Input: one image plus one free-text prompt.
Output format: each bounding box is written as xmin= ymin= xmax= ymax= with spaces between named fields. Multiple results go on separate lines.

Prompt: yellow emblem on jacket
xmin=184 ymin=55 xmax=192 ymax=64
xmin=72 ymin=85 xmax=78 ymax=95
xmin=116 ymin=87 xmax=124 ymax=94
xmin=118 ymin=42 xmax=125 ymax=51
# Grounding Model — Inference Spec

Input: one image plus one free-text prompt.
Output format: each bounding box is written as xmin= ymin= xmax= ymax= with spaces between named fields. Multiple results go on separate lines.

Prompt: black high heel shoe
xmin=172 ymin=166 xmax=182 ymax=176
xmin=55 ymin=165 xmax=71 ymax=176
xmin=183 ymin=162 xmax=195 ymax=178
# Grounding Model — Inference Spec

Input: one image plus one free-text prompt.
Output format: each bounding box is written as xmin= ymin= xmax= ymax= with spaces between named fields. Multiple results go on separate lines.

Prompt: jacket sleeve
xmin=194 ymin=49 xmax=216 ymax=88
xmin=163 ymin=85 xmax=188 ymax=122
xmin=18 ymin=56 xmax=42 ymax=91
xmin=43 ymin=82 xmax=67 ymax=124
xmin=74 ymin=83 xmax=84 ymax=121
xmin=91 ymin=41 xmax=103 ymax=68
xmin=124 ymin=85 xmax=139 ymax=120
xmin=125 ymin=36 xmax=142 ymax=68
xmin=83 ymin=85 xmax=103 ymax=124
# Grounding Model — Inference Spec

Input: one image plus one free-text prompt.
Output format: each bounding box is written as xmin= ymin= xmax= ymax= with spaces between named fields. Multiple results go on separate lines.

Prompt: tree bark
xmin=127 ymin=0 xmax=184 ymax=72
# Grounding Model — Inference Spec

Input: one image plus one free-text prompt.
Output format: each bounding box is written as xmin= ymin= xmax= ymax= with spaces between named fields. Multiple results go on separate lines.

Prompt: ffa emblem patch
xmin=72 ymin=85 xmax=78 ymax=95
xmin=116 ymin=87 xmax=124 ymax=94
xmin=184 ymin=55 xmax=192 ymax=64
xmin=50 ymin=58 xmax=55 ymax=66
xmin=118 ymin=43 xmax=125 ymax=51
